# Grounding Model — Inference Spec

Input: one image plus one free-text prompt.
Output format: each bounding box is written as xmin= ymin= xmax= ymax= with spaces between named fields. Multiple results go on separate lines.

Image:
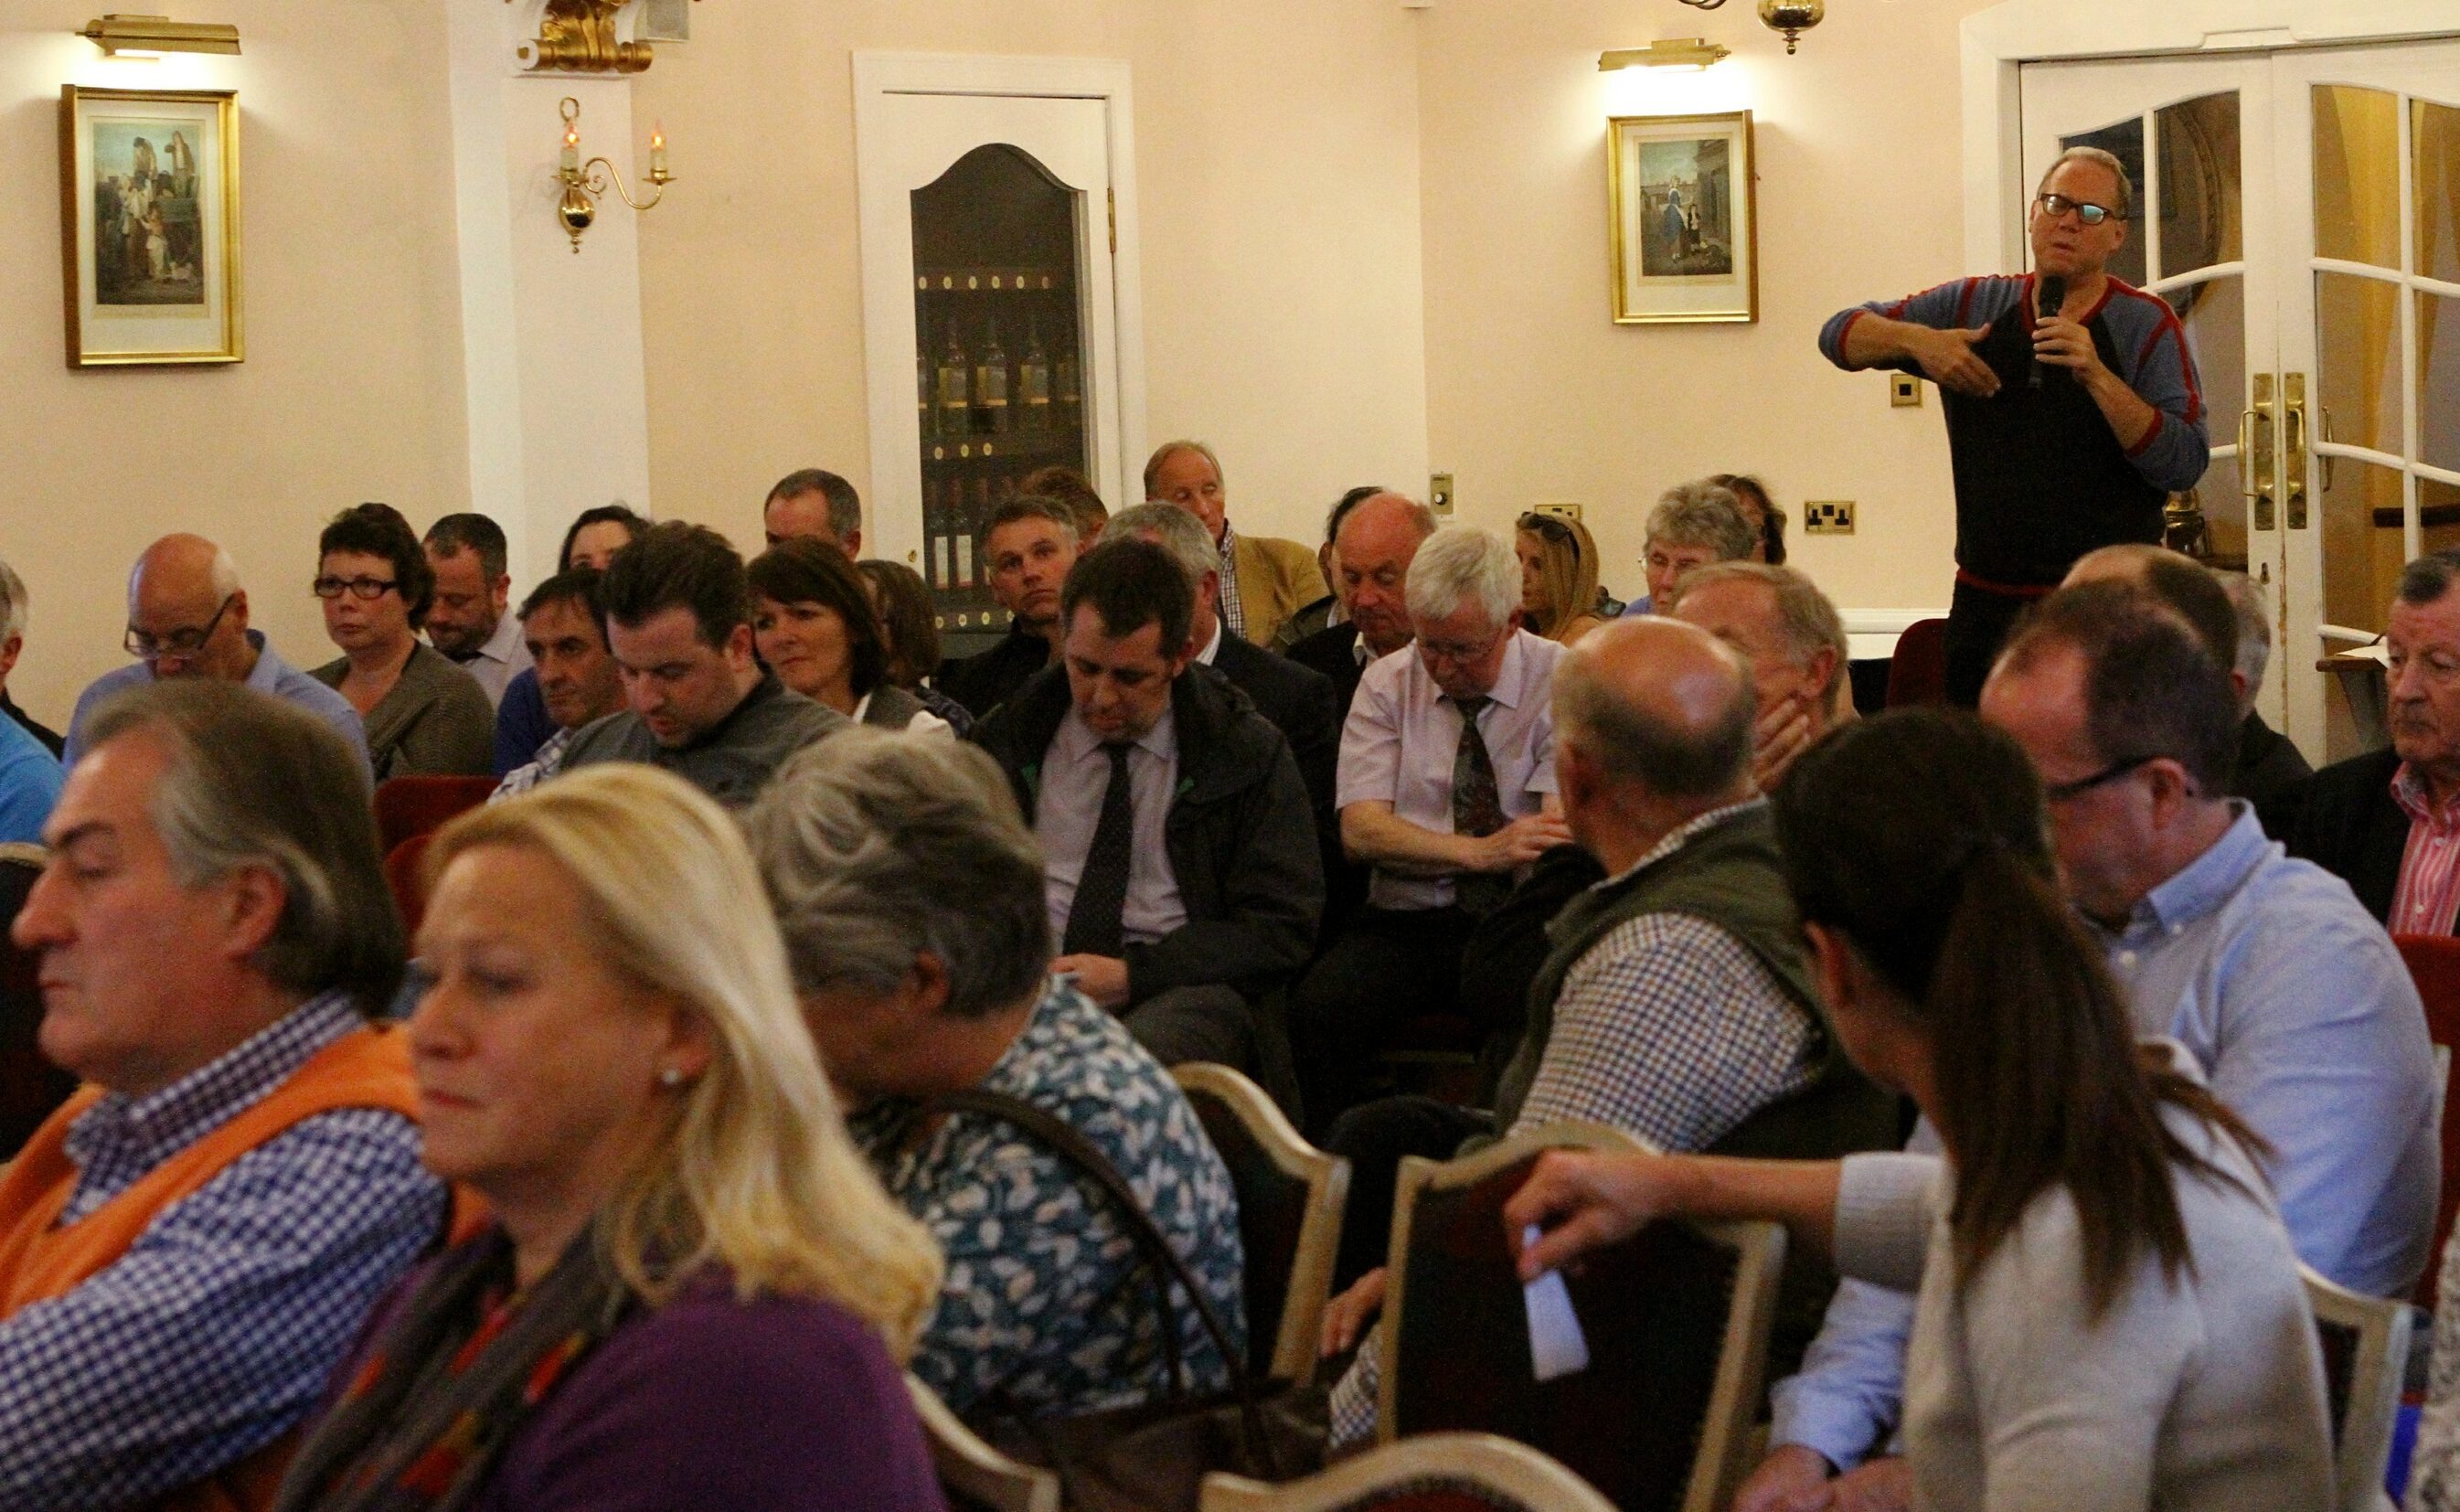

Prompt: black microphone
xmin=2029 ymin=273 xmax=2068 ymax=390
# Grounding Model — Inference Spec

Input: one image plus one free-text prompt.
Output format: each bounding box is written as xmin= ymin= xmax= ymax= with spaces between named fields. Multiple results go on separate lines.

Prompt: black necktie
xmin=1063 ymin=742 xmax=1135 ymax=957
xmin=1450 ymin=694 xmax=1510 ymax=917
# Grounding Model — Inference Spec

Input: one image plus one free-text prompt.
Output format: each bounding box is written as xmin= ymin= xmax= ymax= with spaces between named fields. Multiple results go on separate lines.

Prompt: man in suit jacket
xmin=1145 ymin=440 xmax=1327 ymax=651
xmin=1286 ymin=493 xmax=1438 ymax=723
xmin=2277 ymin=549 xmax=2460 ymax=930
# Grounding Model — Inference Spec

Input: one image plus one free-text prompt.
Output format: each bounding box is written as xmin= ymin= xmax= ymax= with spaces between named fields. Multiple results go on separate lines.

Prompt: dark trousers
xmin=1291 ymin=904 xmax=1472 ymax=1135
xmin=1324 ymin=1095 xmax=1493 ymax=1288
xmin=1943 ymin=577 xmax=2041 ymax=708
xmin=1124 ymin=984 xmax=1255 ymax=1074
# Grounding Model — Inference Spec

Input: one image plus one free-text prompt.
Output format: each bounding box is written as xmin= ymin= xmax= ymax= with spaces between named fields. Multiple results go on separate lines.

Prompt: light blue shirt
xmin=1769 ymin=803 xmax=2440 ymax=1471
xmin=0 ymin=714 xmax=64 ymax=844
xmin=66 ymin=631 xmax=372 ymax=787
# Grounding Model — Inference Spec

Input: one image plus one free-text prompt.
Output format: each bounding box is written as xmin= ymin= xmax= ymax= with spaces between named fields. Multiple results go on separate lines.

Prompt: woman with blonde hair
xmin=1514 ymin=511 xmax=1606 ymax=645
xmin=275 ymin=764 xmax=946 ymax=1512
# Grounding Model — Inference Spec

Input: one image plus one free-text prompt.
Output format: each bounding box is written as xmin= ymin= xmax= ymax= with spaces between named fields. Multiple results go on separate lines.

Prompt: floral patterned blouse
xmin=850 ymin=977 xmax=1246 ymax=1417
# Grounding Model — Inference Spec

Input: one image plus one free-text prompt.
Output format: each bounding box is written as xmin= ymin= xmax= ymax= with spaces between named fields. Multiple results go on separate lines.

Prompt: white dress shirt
xmin=439 ymin=612 xmax=533 ymax=710
xmin=1036 ymin=704 xmax=1187 ymax=947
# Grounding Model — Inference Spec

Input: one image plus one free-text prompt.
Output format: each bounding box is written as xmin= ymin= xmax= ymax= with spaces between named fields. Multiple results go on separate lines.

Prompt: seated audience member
xmin=1145 ymin=439 xmax=1328 ymax=651
xmin=1294 ymin=527 xmax=1571 ymax=1125
xmin=495 ymin=504 xmax=646 ymax=776
xmin=1742 ymin=582 xmax=2435 ymax=1510
xmin=1714 ymin=473 xmax=1789 ymax=566
xmin=277 ymin=765 xmax=943 ymax=1510
xmin=562 ymin=522 xmax=849 ymax=805
xmin=2061 ymin=542 xmax=2238 ymax=668
xmin=1272 ymin=485 xmax=1386 ymax=654
xmin=0 ymin=557 xmax=63 ymax=758
xmin=1509 ymin=708 xmax=2334 ymax=1512
xmin=763 ymin=467 xmax=864 ymax=556
xmin=1019 ymin=463 xmax=1110 ymax=552
xmin=745 ymin=729 xmax=1246 ymax=1418
xmin=69 ymin=533 xmax=370 ymax=781
xmin=939 ymin=496 xmax=1081 ymax=719
xmin=750 ymin=539 xmax=950 ymax=735
xmin=974 ymin=539 xmax=1322 ymax=1077
xmin=2 ymin=681 xmax=449 ymax=1507
xmin=2277 ymin=549 xmax=2460 ymax=929
xmin=2216 ymin=570 xmax=2311 ymax=808
xmin=1515 ymin=511 xmax=1607 ymax=646
xmin=1284 ymin=492 xmax=1439 ymax=722
xmin=311 ymin=504 xmax=496 ymax=780
xmin=1318 ymin=620 xmax=1897 ymax=1439
xmin=1616 ymin=480 xmax=1759 ymax=618
xmin=1101 ymin=502 xmax=1339 ymax=817
xmin=421 ymin=513 xmax=532 ymax=708
xmin=0 ymin=699 xmax=60 ymax=845
xmin=489 ymin=569 xmax=624 ymax=802
xmin=1671 ymin=561 xmax=1850 ymax=791
xmin=857 ymin=558 xmax=975 ymax=737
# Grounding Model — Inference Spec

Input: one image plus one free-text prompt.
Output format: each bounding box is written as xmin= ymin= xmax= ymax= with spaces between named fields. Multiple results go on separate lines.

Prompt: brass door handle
xmin=2246 ymin=374 xmax=2276 ymax=532
xmin=2283 ymin=372 xmax=2310 ymax=530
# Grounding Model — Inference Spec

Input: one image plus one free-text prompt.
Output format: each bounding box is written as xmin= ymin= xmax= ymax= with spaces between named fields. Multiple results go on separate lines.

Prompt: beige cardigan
xmin=1230 ymin=531 xmax=1327 ymax=651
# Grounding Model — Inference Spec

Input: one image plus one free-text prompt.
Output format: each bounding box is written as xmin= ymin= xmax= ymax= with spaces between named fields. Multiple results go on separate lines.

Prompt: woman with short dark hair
xmin=309 ymin=503 xmax=495 ymax=779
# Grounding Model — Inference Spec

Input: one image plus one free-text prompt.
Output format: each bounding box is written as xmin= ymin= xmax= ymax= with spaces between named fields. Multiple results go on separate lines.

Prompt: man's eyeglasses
xmin=1419 ymin=628 xmax=1507 ymax=664
xmin=312 ymin=575 xmax=400 ymax=602
xmin=1518 ymin=512 xmax=1581 ymax=563
xmin=2036 ymin=192 xmax=2123 ymax=227
xmin=2041 ymin=753 xmax=2156 ymax=803
xmin=123 ymin=592 xmax=237 ymax=662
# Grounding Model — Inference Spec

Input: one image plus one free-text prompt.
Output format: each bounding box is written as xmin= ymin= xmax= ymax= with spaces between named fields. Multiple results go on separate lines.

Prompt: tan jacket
xmin=1230 ymin=532 xmax=1328 ymax=652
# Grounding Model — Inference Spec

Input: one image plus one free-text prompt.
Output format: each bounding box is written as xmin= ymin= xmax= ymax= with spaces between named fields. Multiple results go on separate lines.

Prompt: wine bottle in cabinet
xmin=1017 ymin=317 xmax=1052 ymax=434
xmin=935 ymin=323 xmax=970 ymax=439
xmin=973 ymin=319 xmax=1010 ymax=435
xmin=921 ymin=474 xmax=950 ymax=591
xmin=1056 ymin=344 xmax=1081 ymax=434
xmin=953 ymin=477 xmax=979 ymax=592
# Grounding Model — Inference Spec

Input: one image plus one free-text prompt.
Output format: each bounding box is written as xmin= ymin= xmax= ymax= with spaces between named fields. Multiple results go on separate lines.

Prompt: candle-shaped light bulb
xmin=650 ymin=122 xmax=668 ymax=178
xmin=561 ymin=122 xmax=579 ymax=174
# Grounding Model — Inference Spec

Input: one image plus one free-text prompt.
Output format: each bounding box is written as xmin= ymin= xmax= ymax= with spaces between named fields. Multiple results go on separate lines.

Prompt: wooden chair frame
xmin=0 ymin=845 xmax=43 ymax=868
xmin=1173 ymin=1061 xmax=1351 ymax=1382
xmin=1201 ymin=1431 xmax=1617 ymax=1511
xmin=2303 ymin=1265 xmax=2412 ymax=1512
xmin=1379 ymin=1121 xmax=1785 ymax=1512
xmin=905 ymin=1375 xmax=1060 ymax=1512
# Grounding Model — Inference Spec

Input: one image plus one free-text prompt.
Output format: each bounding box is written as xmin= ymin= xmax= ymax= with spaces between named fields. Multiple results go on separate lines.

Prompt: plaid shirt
xmin=1217 ymin=523 xmax=1247 ymax=641
xmin=2391 ymin=761 xmax=2460 ymax=935
xmin=0 ymin=994 xmax=446 ymax=1509
xmin=488 ymin=724 xmax=577 ymax=804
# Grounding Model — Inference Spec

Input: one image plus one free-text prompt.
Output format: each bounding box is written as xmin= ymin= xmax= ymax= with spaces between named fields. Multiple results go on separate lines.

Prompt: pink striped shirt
xmin=2390 ymin=761 xmax=2460 ymax=934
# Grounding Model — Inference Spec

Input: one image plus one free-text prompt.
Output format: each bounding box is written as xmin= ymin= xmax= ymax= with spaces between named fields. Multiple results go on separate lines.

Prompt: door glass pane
xmin=2320 ymin=458 xmax=2407 ymax=635
xmin=2178 ymin=273 xmax=2243 ymax=437
xmin=2315 ymin=85 xmax=2401 ymax=269
xmin=2060 ymin=118 xmax=2146 ymax=288
xmin=2425 ymin=476 xmax=2460 ymax=559
xmin=2418 ymin=99 xmax=2460 ymax=286
xmin=2156 ymin=92 xmax=2242 ymax=279
xmin=2316 ymin=272 xmax=2405 ymax=456
xmin=2424 ymin=293 xmax=2460 ymax=474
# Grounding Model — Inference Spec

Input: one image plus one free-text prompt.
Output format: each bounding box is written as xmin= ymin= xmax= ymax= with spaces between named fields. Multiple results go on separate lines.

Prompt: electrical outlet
xmin=1531 ymin=503 xmax=1582 ymax=521
xmin=1890 ymin=373 xmax=1922 ymax=408
xmin=1430 ymin=474 xmax=1455 ymax=515
xmin=1804 ymin=500 xmax=1856 ymax=535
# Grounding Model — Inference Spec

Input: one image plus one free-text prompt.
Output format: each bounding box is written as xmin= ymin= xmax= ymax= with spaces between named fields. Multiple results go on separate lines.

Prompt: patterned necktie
xmin=1450 ymin=694 xmax=1510 ymax=917
xmin=1063 ymin=742 xmax=1135 ymax=958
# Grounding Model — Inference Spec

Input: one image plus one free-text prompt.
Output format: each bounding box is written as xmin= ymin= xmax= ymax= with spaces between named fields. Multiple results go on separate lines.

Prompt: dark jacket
xmin=2273 ymin=746 xmax=2408 ymax=926
xmin=1283 ymin=622 xmax=1368 ymax=726
xmin=562 ymin=672 xmax=849 ymax=808
xmin=973 ymin=662 xmax=1325 ymax=1005
xmin=1281 ymin=622 xmax=1374 ymax=936
xmin=2231 ymin=708 xmax=2313 ymax=815
xmin=939 ymin=623 xmax=1053 ymax=719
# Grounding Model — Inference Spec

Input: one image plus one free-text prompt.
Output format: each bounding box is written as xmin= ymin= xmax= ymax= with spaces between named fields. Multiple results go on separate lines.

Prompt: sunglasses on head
xmin=1518 ymin=513 xmax=1581 ymax=562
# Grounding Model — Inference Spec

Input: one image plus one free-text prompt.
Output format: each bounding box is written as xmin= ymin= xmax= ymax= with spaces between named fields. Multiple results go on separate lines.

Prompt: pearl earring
xmin=658 ymin=1067 xmax=685 ymax=1088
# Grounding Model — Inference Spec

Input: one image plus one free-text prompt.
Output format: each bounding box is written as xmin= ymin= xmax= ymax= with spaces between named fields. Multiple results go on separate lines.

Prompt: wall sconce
xmin=554 ymin=95 xmax=670 ymax=252
xmin=512 ymin=0 xmax=696 ymax=74
xmin=1673 ymin=0 xmax=1825 ymax=54
xmin=1599 ymin=38 xmax=1731 ymax=71
xmin=77 ymin=14 xmax=240 ymax=58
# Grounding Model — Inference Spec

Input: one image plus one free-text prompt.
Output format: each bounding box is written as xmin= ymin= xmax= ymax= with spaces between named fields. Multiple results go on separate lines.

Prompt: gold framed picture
xmin=59 ymin=86 xmax=242 ymax=367
xmin=1607 ymin=111 xmax=1757 ymax=325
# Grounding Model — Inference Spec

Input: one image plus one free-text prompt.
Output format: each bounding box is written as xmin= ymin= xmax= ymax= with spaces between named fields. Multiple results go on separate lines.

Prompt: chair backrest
xmin=1201 ymin=1432 xmax=1615 ymax=1512
xmin=2304 ymin=1264 xmax=2412 ymax=1512
xmin=1883 ymin=617 xmax=1949 ymax=708
xmin=0 ymin=844 xmax=76 ymax=1159
xmin=1173 ymin=1061 xmax=1350 ymax=1382
xmin=2393 ymin=932 xmax=2460 ymax=1308
xmin=1379 ymin=1122 xmax=1784 ymax=1512
xmin=906 ymin=1375 xmax=1060 ymax=1512
xmin=384 ymin=833 xmax=437 ymax=937
xmin=372 ymin=774 xmax=498 ymax=857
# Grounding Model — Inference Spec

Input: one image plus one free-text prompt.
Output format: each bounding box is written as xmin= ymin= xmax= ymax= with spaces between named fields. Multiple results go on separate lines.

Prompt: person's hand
xmin=1475 ymin=813 xmax=1574 ymax=872
xmin=1909 ymin=325 xmax=1998 ymax=397
xmin=1049 ymin=953 xmax=1130 ymax=1008
xmin=1731 ymin=1443 xmax=1838 ymax=1512
xmin=1502 ymin=1149 xmax=1678 ymax=1280
xmin=1752 ymin=691 xmax=1816 ymax=793
xmin=2031 ymin=315 xmax=2113 ymax=386
xmin=1320 ymin=1267 xmax=1388 ymax=1357
xmin=1822 ymin=1457 xmax=1912 ymax=1512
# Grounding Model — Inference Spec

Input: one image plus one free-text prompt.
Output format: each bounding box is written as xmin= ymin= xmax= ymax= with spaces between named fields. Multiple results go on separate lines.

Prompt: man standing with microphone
xmin=1819 ymin=146 xmax=2209 ymax=705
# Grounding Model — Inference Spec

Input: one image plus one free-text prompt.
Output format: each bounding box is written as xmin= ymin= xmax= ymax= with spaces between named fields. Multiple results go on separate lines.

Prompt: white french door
xmin=2020 ymin=42 xmax=2460 ymax=760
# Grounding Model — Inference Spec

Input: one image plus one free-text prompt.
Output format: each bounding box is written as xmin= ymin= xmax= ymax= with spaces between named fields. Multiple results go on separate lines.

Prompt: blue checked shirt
xmin=0 ymin=993 xmax=447 ymax=1509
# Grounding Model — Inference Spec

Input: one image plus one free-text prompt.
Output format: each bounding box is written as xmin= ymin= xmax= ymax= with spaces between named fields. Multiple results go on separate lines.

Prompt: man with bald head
xmin=1316 ymin=616 xmax=1897 ymax=1446
xmin=1284 ymin=491 xmax=1440 ymax=720
xmin=66 ymin=536 xmax=369 ymax=782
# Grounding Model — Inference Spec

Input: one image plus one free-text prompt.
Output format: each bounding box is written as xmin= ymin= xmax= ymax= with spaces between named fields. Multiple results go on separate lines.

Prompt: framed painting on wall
xmin=1608 ymin=111 xmax=1757 ymax=325
xmin=59 ymin=86 xmax=242 ymax=367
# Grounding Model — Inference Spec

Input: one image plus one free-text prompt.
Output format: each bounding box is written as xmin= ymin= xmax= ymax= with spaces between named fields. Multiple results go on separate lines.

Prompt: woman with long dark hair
xmin=1507 ymin=709 xmax=2330 ymax=1510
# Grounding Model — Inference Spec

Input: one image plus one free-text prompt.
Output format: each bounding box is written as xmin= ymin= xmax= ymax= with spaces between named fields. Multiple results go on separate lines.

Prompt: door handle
xmin=2245 ymin=373 xmax=2276 ymax=533
xmin=2283 ymin=372 xmax=2310 ymax=530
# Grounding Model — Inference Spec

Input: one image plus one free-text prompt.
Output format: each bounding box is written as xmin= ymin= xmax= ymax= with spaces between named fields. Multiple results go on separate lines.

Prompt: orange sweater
xmin=0 ymin=1024 xmax=423 ymax=1512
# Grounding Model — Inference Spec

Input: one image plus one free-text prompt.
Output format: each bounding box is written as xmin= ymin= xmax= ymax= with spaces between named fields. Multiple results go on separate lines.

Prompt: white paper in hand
xmin=1520 ymin=1224 xmax=1591 ymax=1382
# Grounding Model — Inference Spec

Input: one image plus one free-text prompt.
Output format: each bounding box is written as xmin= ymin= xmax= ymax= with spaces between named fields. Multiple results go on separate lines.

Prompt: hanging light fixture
xmin=1673 ymin=0 xmax=1826 ymax=54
